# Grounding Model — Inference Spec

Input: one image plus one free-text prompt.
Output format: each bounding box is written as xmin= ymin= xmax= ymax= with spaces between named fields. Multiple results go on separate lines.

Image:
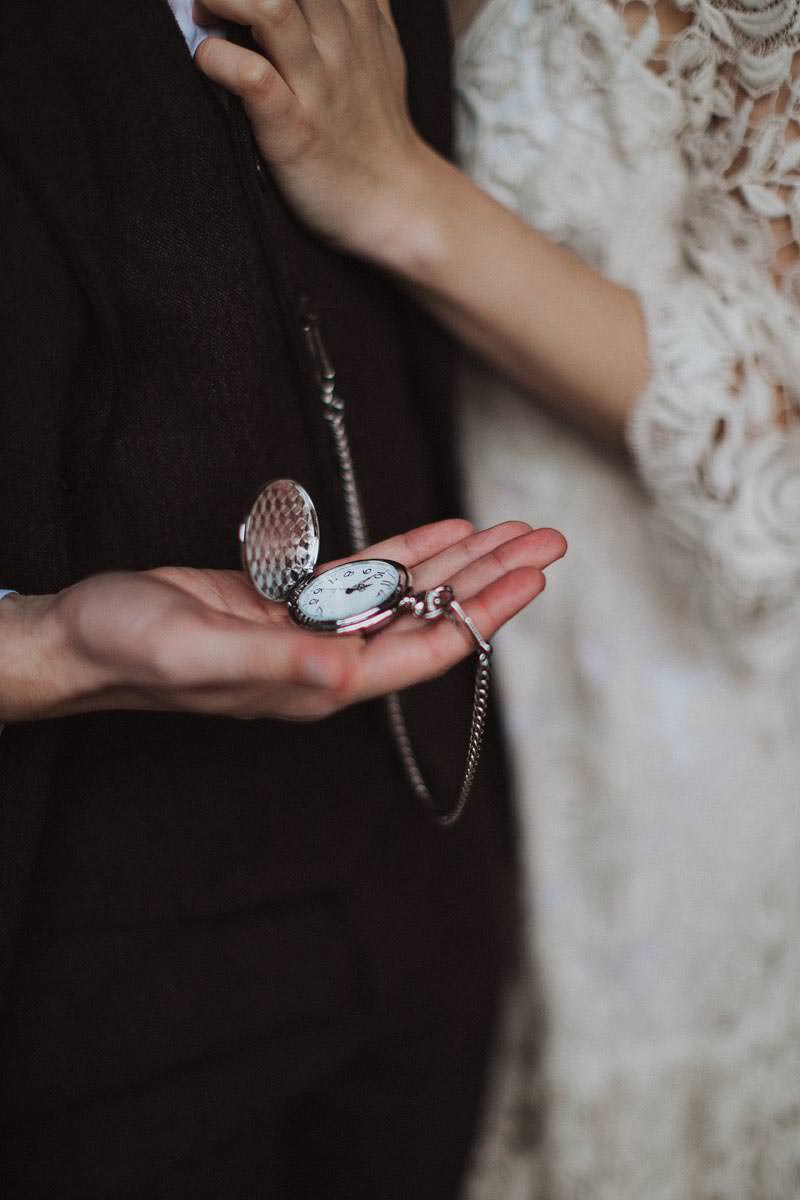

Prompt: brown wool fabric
xmin=0 ymin=3 xmax=519 ymax=1194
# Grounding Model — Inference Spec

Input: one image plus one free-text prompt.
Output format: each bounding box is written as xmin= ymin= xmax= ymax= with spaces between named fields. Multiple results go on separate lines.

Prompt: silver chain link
xmin=322 ymin=403 xmax=370 ymax=556
xmin=301 ymin=302 xmax=492 ymax=827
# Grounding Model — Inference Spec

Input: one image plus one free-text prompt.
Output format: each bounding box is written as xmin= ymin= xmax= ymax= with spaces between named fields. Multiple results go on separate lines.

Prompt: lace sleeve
xmin=627 ymin=283 xmax=800 ymax=666
xmin=620 ymin=0 xmax=800 ymax=668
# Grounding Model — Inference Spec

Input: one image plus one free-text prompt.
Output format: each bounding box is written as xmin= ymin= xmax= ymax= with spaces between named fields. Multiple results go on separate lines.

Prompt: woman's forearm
xmin=357 ymin=145 xmax=650 ymax=445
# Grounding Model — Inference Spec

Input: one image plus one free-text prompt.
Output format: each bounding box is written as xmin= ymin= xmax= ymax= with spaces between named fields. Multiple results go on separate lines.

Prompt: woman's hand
xmin=0 ymin=519 xmax=565 ymax=724
xmin=193 ymin=1 xmax=648 ymax=441
xmin=194 ymin=0 xmax=432 ymax=257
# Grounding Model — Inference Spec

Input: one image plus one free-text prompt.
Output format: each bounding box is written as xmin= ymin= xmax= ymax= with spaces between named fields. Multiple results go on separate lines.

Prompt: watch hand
xmin=346 ymin=579 xmax=374 ymax=594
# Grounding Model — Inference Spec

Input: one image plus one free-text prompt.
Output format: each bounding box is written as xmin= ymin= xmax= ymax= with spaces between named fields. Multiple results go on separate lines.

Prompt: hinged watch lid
xmin=239 ymin=478 xmax=321 ymax=601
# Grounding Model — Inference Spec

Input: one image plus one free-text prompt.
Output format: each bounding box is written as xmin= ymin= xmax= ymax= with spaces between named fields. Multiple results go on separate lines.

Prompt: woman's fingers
xmin=195 ymin=0 xmax=278 ymax=29
xmin=197 ymin=0 xmax=324 ymax=88
xmin=372 ymin=0 xmax=398 ymax=32
xmin=195 ymin=38 xmax=296 ymax=120
xmin=251 ymin=0 xmax=321 ymax=88
xmin=192 ymin=2 xmax=218 ymax=27
xmin=197 ymin=0 xmax=417 ymax=249
xmin=298 ymin=0 xmax=349 ymax=36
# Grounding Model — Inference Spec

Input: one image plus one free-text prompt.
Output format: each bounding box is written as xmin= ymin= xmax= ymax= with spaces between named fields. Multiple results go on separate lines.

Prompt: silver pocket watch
xmin=239 ymin=478 xmax=462 ymax=635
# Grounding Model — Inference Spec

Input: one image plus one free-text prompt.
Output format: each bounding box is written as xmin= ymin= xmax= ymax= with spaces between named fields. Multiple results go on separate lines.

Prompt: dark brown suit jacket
xmin=0 ymin=0 xmax=514 ymax=1138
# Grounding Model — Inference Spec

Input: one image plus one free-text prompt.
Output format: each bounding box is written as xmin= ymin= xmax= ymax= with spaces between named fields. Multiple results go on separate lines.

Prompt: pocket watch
xmin=239 ymin=478 xmax=458 ymax=634
xmin=239 ymin=475 xmax=493 ymax=827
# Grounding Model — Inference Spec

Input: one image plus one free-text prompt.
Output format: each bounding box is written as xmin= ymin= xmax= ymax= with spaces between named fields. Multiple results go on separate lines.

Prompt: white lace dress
xmin=455 ymin=3 xmax=800 ymax=1197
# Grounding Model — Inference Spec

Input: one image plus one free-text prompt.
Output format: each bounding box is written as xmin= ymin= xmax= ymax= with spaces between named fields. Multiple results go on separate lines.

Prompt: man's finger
xmin=320 ymin=518 xmax=475 ymax=573
xmin=354 ymin=566 xmax=545 ymax=699
xmin=416 ymin=527 xmax=561 ymax=614
xmin=411 ymin=521 xmax=542 ymax=592
xmin=196 ymin=611 xmax=356 ymax=692
xmin=421 ymin=524 xmax=566 ymax=592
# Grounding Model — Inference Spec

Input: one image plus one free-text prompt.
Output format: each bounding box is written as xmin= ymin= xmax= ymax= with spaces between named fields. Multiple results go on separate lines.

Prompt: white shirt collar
xmin=165 ymin=0 xmax=224 ymax=56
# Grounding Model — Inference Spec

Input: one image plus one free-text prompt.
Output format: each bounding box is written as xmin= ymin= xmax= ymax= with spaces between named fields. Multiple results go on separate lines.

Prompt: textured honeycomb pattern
xmin=242 ymin=479 xmax=320 ymax=601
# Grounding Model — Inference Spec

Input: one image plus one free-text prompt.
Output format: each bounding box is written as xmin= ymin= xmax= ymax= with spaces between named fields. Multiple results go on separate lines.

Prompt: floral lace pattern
xmin=458 ymin=0 xmax=800 ymax=668
xmin=624 ymin=1 xmax=800 ymax=662
xmin=455 ymin=3 xmax=800 ymax=1198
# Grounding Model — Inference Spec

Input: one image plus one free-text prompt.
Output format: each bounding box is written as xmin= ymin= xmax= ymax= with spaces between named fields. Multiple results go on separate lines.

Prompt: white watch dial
xmin=296 ymin=560 xmax=401 ymax=622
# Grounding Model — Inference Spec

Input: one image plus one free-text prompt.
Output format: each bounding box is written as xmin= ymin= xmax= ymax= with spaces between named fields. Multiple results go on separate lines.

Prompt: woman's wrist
xmin=343 ymin=142 xmax=461 ymax=282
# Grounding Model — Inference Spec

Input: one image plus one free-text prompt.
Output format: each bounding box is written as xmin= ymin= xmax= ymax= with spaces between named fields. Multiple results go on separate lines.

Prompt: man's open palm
xmin=8 ymin=518 xmax=564 ymax=724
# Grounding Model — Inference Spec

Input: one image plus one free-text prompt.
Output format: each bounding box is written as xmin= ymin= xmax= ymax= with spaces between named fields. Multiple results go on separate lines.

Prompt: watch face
xmin=291 ymin=559 xmax=410 ymax=633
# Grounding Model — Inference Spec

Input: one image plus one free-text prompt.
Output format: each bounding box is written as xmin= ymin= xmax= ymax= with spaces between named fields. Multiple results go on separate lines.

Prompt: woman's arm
xmin=354 ymin=143 xmax=649 ymax=446
xmin=194 ymin=0 xmax=648 ymax=444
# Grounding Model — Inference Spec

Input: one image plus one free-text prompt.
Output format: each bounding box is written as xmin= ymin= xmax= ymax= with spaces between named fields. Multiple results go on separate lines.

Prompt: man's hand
xmin=0 ymin=520 xmax=565 ymax=724
xmin=194 ymin=0 xmax=433 ymax=260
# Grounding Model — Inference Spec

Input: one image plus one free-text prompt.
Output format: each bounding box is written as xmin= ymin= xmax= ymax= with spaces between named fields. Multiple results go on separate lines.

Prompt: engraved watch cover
xmin=240 ymin=478 xmax=320 ymax=601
